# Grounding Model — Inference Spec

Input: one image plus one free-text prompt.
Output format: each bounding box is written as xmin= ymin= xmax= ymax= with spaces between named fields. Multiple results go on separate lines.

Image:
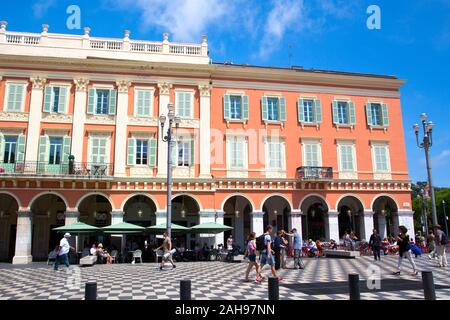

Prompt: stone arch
xmin=221 ymin=193 xmax=255 ymax=213
xmin=259 ymin=193 xmax=293 ymax=212
xmin=0 ymin=191 xmax=22 ymax=209
xmin=171 ymin=193 xmax=203 ymax=211
xmin=336 ymin=195 xmax=365 ymax=239
xmin=75 ymin=192 xmax=115 ymax=210
xmin=120 ymin=193 xmax=160 ymax=212
xmin=29 ymin=191 xmax=69 ymax=210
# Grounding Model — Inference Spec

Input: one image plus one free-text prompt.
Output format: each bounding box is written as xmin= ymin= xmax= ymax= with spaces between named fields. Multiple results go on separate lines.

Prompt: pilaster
xmin=12 ymin=211 xmax=33 ymax=264
xmin=114 ymin=80 xmax=131 ymax=177
xmin=25 ymin=77 xmax=46 ymax=162
xmin=71 ymin=78 xmax=89 ymax=162
xmin=156 ymin=82 xmax=172 ymax=177
xmin=198 ymin=83 xmax=212 ymax=179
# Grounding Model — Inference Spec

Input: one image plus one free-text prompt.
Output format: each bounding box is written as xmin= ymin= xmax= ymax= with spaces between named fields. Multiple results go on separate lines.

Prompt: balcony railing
xmin=0 ymin=161 xmax=114 ymax=179
xmin=297 ymin=166 xmax=333 ymax=180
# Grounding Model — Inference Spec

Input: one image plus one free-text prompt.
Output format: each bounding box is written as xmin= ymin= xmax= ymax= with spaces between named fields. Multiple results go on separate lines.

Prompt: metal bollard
xmin=268 ymin=277 xmax=279 ymax=300
xmin=85 ymin=282 xmax=97 ymax=300
xmin=180 ymin=280 xmax=192 ymax=300
xmin=348 ymin=274 xmax=360 ymax=300
xmin=422 ymin=271 xmax=436 ymax=300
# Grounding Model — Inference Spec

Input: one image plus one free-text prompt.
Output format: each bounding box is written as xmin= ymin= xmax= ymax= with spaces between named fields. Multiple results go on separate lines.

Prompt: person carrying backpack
xmin=433 ymin=224 xmax=448 ymax=268
xmin=259 ymin=225 xmax=281 ymax=281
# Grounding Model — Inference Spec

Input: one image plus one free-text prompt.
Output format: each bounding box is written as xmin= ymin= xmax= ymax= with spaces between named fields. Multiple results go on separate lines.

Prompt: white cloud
xmin=32 ymin=0 xmax=57 ymax=18
xmin=432 ymin=149 xmax=450 ymax=165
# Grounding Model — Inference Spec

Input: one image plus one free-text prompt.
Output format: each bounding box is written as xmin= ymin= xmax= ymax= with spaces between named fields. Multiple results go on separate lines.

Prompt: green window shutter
xmin=0 ymin=133 xmax=4 ymax=163
xmin=366 ymin=103 xmax=373 ymax=126
xmin=16 ymin=134 xmax=26 ymax=163
xmin=58 ymin=87 xmax=68 ymax=113
xmin=190 ymin=139 xmax=195 ymax=166
xmin=332 ymin=100 xmax=339 ymax=124
xmin=43 ymin=86 xmax=52 ymax=112
xmin=127 ymin=138 xmax=135 ymax=165
xmin=38 ymin=135 xmax=49 ymax=163
xmin=108 ymin=89 xmax=117 ymax=115
xmin=6 ymin=85 xmax=14 ymax=111
xmin=261 ymin=96 xmax=268 ymax=121
xmin=62 ymin=136 xmax=71 ymax=163
xmin=143 ymin=90 xmax=151 ymax=116
xmin=87 ymin=89 xmax=95 ymax=114
xmin=314 ymin=99 xmax=322 ymax=123
xmin=348 ymin=101 xmax=356 ymax=125
xmin=149 ymin=138 xmax=157 ymax=167
xmin=242 ymin=95 xmax=249 ymax=120
xmin=279 ymin=97 xmax=286 ymax=121
xmin=297 ymin=98 xmax=304 ymax=123
xmin=223 ymin=95 xmax=230 ymax=120
xmin=381 ymin=103 xmax=389 ymax=126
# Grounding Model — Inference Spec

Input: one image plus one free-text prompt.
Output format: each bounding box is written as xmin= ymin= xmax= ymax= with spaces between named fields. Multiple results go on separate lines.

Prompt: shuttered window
xmin=268 ymin=141 xmax=282 ymax=170
xmin=96 ymin=89 xmax=110 ymax=115
xmin=91 ymin=138 xmax=107 ymax=163
xmin=230 ymin=137 xmax=245 ymax=168
xmin=135 ymin=89 xmax=153 ymax=116
xmin=374 ymin=146 xmax=389 ymax=172
xmin=3 ymin=136 xmax=18 ymax=163
xmin=340 ymin=145 xmax=355 ymax=171
xmin=304 ymin=143 xmax=320 ymax=167
xmin=136 ymin=139 xmax=148 ymax=165
xmin=230 ymin=96 xmax=242 ymax=119
xmin=6 ymin=84 xmax=25 ymax=112
xmin=176 ymin=91 xmax=193 ymax=118
xmin=49 ymin=137 xmax=63 ymax=165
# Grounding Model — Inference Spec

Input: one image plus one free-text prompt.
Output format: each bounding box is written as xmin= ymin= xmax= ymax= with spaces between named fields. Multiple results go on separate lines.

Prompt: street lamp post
xmin=419 ymin=190 xmax=429 ymax=234
xmin=159 ymin=103 xmax=180 ymax=239
xmin=443 ymin=200 xmax=449 ymax=236
xmin=413 ymin=113 xmax=438 ymax=226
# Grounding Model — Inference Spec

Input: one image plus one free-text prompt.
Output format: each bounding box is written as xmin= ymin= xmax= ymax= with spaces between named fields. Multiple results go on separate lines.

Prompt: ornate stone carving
xmin=41 ymin=113 xmax=73 ymax=123
xmin=74 ymin=78 xmax=89 ymax=92
xmin=85 ymin=114 xmax=116 ymax=125
xmin=173 ymin=167 xmax=195 ymax=178
xmin=265 ymin=170 xmax=287 ymax=179
xmin=130 ymin=166 xmax=154 ymax=176
xmin=338 ymin=172 xmax=358 ymax=180
xmin=0 ymin=112 xmax=29 ymax=122
xmin=30 ymin=77 xmax=47 ymax=90
xmin=373 ymin=173 xmax=392 ymax=181
xmin=116 ymin=80 xmax=131 ymax=93
xmin=198 ymin=84 xmax=212 ymax=97
xmin=157 ymin=82 xmax=172 ymax=95
xmin=226 ymin=170 xmax=249 ymax=179
xmin=128 ymin=116 xmax=159 ymax=126
xmin=178 ymin=119 xmax=200 ymax=128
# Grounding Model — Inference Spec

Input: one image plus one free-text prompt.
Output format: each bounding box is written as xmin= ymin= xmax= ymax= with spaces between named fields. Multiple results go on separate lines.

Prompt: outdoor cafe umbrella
xmin=189 ymin=222 xmax=233 ymax=234
xmin=147 ymin=222 xmax=190 ymax=233
xmin=101 ymin=222 xmax=146 ymax=234
xmin=53 ymin=222 xmax=100 ymax=233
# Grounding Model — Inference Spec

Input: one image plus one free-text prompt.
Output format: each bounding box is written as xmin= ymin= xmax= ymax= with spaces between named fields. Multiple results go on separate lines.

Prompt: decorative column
xmin=198 ymin=84 xmax=212 ymax=178
xmin=199 ymin=211 xmax=216 ymax=248
xmin=12 ymin=211 xmax=33 ymax=264
xmin=289 ymin=210 xmax=303 ymax=240
xmin=397 ymin=211 xmax=415 ymax=237
xmin=71 ymin=78 xmax=89 ymax=162
xmin=251 ymin=211 xmax=264 ymax=236
xmin=25 ymin=77 xmax=46 ymax=162
xmin=362 ymin=211 xmax=374 ymax=241
xmin=326 ymin=210 xmax=340 ymax=241
xmin=114 ymin=80 xmax=131 ymax=177
xmin=156 ymin=82 xmax=172 ymax=177
xmin=378 ymin=213 xmax=387 ymax=239
xmin=215 ymin=211 xmax=224 ymax=247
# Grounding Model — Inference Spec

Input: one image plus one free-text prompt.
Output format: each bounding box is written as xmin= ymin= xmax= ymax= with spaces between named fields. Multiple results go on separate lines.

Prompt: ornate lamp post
xmin=159 ymin=103 xmax=180 ymax=239
xmin=413 ymin=113 xmax=437 ymax=225
xmin=418 ymin=190 xmax=429 ymax=234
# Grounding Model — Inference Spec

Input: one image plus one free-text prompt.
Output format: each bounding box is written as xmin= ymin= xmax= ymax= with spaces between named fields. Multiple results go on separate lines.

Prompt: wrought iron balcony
xmin=297 ymin=166 xmax=333 ymax=180
xmin=0 ymin=161 xmax=114 ymax=179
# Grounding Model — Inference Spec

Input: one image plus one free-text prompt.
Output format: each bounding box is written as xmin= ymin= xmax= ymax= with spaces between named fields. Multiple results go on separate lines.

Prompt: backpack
xmin=256 ymin=234 xmax=265 ymax=251
xmin=441 ymin=232 xmax=448 ymax=245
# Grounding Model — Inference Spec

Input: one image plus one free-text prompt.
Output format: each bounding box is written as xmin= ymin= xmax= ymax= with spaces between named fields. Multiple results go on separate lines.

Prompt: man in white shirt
xmin=54 ymin=233 xmax=75 ymax=271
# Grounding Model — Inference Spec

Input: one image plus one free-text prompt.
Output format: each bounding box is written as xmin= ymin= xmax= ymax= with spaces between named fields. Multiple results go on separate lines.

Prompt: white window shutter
xmin=261 ymin=96 xmax=268 ymax=121
xmin=314 ymin=99 xmax=322 ymax=123
xmin=149 ymin=138 xmax=157 ymax=167
xmin=87 ymin=89 xmax=95 ymax=114
xmin=223 ymin=95 xmax=231 ymax=120
xmin=43 ymin=86 xmax=52 ymax=112
xmin=279 ymin=97 xmax=286 ymax=122
xmin=62 ymin=136 xmax=71 ymax=163
xmin=348 ymin=101 xmax=356 ymax=125
xmin=127 ymin=138 xmax=136 ymax=165
xmin=332 ymin=100 xmax=339 ymax=124
xmin=242 ymin=95 xmax=249 ymax=120
xmin=58 ymin=87 xmax=68 ymax=113
xmin=108 ymin=89 xmax=117 ymax=115
xmin=297 ymin=98 xmax=304 ymax=123
xmin=0 ymin=133 xmax=4 ymax=163
xmin=190 ymin=139 xmax=195 ymax=165
xmin=381 ymin=103 xmax=389 ymax=126
xmin=366 ymin=103 xmax=373 ymax=126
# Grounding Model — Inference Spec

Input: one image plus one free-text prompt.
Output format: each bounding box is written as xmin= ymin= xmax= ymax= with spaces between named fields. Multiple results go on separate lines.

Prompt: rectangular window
xmin=374 ymin=146 xmax=389 ymax=172
xmin=177 ymin=140 xmax=191 ymax=167
xmin=6 ymin=84 xmax=25 ymax=112
xmin=135 ymin=89 xmax=152 ymax=116
xmin=267 ymin=98 xmax=279 ymax=121
xmin=340 ymin=145 xmax=355 ymax=171
xmin=135 ymin=139 xmax=148 ymax=165
xmin=303 ymin=100 xmax=314 ymax=123
xmin=3 ymin=136 xmax=18 ymax=163
xmin=96 ymin=89 xmax=110 ymax=115
xmin=52 ymin=87 xmax=60 ymax=113
xmin=49 ymin=137 xmax=63 ymax=165
xmin=304 ymin=143 xmax=319 ymax=167
xmin=337 ymin=101 xmax=349 ymax=124
xmin=176 ymin=91 xmax=193 ymax=118
xmin=370 ymin=103 xmax=382 ymax=126
xmin=91 ymin=138 xmax=107 ymax=163
xmin=230 ymin=95 xmax=242 ymax=120
xmin=230 ymin=137 xmax=244 ymax=168
xmin=268 ymin=141 xmax=282 ymax=169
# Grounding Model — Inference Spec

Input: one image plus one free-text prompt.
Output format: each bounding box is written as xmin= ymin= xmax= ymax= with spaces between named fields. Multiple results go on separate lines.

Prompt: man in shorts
xmin=260 ymin=225 xmax=282 ymax=281
xmin=155 ymin=232 xmax=176 ymax=270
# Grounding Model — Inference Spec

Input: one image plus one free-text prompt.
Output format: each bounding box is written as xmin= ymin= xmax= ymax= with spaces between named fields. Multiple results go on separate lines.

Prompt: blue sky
xmin=2 ymin=0 xmax=450 ymax=186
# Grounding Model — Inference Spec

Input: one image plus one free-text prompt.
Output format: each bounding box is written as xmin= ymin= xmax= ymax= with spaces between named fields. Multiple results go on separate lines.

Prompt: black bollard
xmin=348 ymin=274 xmax=360 ymax=300
xmin=85 ymin=282 xmax=97 ymax=300
xmin=268 ymin=277 xmax=279 ymax=300
xmin=180 ymin=280 xmax=191 ymax=300
xmin=422 ymin=271 xmax=436 ymax=300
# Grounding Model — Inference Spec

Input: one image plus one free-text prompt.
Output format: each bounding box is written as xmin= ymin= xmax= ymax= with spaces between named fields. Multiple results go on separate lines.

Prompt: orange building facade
xmin=0 ymin=23 xmax=413 ymax=263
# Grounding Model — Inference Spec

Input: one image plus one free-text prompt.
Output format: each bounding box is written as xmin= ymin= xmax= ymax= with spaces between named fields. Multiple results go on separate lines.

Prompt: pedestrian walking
xmin=392 ymin=226 xmax=418 ymax=276
xmin=291 ymin=228 xmax=304 ymax=269
xmin=54 ymin=233 xmax=75 ymax=271
xmin=273 ymin=230 xmax=287 ymax=270
xmin=369 ymin=229 xmax=382 ymax=261
xmin=427 ymin=229 xmax=437 ymax=260
xmin=433 ymin=224 xmax=448 ymax=268
xmin=244 ymin=232 xmax=262 ymax=282
xmin=155 ymin=232 xmax=176 ymax=270
xmin=260 ymin=225 xmax=281 ymax=281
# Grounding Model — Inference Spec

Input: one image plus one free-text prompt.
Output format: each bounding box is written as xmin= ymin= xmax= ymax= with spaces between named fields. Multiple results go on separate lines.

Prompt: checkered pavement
xmin=0 ymin=255 xmax=448 ymax=300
